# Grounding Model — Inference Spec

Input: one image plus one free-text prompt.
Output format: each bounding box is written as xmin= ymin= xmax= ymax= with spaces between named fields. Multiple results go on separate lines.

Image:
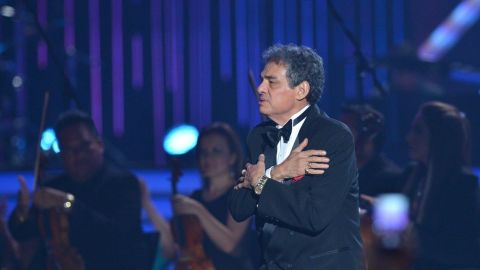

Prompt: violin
xmin=34 ymin=92 xmax=85 ymax=270
xmin=169 ymin=158 xmax=215 ymax=270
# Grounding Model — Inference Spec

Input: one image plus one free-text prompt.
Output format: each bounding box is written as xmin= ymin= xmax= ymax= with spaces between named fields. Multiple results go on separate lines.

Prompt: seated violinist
xmin=8 ymin=110 xmax=149 ymax=270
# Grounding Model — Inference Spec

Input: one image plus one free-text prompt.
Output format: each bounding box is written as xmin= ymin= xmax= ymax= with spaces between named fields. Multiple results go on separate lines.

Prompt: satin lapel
xmin=263 ymin=142 xmax=277 ymax=169
xmin=297 ymin=105 xmax=326 ymax=143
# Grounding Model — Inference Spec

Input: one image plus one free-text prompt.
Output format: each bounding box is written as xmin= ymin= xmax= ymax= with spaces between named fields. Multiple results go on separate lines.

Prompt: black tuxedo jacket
xmin=229 ymin=106 xmax=364 ymax=269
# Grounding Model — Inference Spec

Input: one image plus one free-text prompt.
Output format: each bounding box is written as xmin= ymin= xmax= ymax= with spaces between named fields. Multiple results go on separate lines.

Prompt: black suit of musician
xmin=229 ymin=45 xmax=363 ymax=269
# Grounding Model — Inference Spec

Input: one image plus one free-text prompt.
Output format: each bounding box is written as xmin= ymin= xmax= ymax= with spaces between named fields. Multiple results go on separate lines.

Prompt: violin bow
xmin=33 ymin=91 xmax=50 ymax=190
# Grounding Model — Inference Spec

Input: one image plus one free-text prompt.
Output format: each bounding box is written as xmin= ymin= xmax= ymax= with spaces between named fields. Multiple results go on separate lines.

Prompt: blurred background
xmin=0 ymin=0 xmax=478 ymax=170
xmin=0 ymin=1 xmax=479 ymax=269
xmin=0 ymin=0 xmax=479 ymax=231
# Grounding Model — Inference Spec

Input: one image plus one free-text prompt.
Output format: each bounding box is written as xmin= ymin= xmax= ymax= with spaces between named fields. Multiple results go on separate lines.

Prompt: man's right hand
xmin=271 ymin=138 xmax=330 ymax=180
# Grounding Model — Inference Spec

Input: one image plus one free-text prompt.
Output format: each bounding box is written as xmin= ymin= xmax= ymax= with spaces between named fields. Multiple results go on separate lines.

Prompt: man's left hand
xmin=234 ymin=154 xmax=266 ymax=190
xmin=33 ymin=188 xmax=71 ymax=210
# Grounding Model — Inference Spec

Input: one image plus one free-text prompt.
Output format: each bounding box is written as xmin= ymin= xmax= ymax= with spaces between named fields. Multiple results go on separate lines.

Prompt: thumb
xmin=360 ymin=194 xmax=376 ymax=205
xmin=258 ymin=154 xmax=265 ymax=164
xmin=293 ymin=138 xmax=309 ymax=153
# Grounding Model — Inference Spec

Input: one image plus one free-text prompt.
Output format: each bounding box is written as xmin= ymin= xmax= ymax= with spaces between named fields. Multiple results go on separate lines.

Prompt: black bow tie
xmin=265 ymin=120 xmax=293 ymax=146
xmin=264 ymin=107 xmax=310 ymax=146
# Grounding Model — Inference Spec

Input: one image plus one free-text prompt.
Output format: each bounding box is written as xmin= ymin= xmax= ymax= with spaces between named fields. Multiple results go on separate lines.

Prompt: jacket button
xmin=289 ymin=231 xmax=294 ymax=236
xmin=287 ymin=263 xmax=293 ymax=268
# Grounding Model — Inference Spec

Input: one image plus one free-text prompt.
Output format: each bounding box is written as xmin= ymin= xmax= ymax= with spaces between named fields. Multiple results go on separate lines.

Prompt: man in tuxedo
xmin=229 ymin=44 xmax=364 ymax=269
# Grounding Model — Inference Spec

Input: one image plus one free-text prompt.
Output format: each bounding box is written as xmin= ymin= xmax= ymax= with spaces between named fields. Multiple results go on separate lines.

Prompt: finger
xmin=245 ymin=163 xmax=252 ymax=169
xmin=360 ymin=194 xmax=376 ymax=204
xmin=305 ymin=169 xmax=325 ymax=175
xmin=241 ymin=169 xmax=246 ymax=176
xmin=308 ymin=156 xmax=330 ymax=163
xmin=258 ymin=154 xmax=265 ymax=164
xmin=292 ymin=138 xmax=309 ymax=153
xmin=234 ymin=183 xmax=244 ymax=189
xmin=304 ymin=149 xmax=327 ymax=157
xmin=308 ymin=162 xmax=329 ymax=169
xmin=235 ymin=181 xmax=251 ymax=189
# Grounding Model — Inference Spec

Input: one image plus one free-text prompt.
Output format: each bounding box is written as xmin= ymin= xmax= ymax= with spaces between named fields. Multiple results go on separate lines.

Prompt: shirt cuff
xmin=265 ymin=166 xmax=274 ymax=178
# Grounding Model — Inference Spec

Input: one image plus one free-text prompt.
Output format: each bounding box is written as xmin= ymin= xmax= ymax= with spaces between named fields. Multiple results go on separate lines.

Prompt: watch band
xmin=254 ymin=175 xmax=269 ymax=195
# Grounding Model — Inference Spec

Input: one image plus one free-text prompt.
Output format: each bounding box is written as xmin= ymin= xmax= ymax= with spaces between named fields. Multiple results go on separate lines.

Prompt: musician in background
xmin=339 ymin=104 xmax=402 ymax=198
xmin=402 ymin=101 xmax=480 ymax=269
xmin=171 ymin=122 xmax=257 ymax=270
xmin=8 ymin=110 xmax=149 ymax=270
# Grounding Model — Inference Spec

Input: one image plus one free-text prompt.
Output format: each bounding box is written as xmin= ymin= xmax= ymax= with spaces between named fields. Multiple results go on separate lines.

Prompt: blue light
xmin=40 ymin=128 xmax=60 ymax=153
xmin=163 ymin=125 xmax=199 ymax=155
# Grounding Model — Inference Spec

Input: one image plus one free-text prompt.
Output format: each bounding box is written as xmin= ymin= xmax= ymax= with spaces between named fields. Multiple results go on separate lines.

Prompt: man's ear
xmin=295 ymin=81 xmax=310 ymax=101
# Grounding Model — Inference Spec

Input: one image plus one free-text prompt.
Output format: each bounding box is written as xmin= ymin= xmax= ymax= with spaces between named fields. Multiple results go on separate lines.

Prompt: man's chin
xmin=259 ymin=107 xmax=269 ymax=116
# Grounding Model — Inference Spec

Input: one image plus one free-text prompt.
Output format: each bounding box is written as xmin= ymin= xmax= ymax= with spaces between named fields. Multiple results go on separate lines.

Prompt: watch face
xmin=255 ymin=184 xmax=262 ymax=195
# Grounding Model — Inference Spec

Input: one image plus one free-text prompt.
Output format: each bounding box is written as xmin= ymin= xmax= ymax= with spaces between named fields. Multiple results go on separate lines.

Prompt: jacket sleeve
xmin=68 ymin=174 xmax=142 ymax=235
xmin=256 ymin=129 xmax=357 ymax=234
xmin=228 ymin=188 xmax=259 ymax=222
xmin=228 ymin=127 xmax=264 ymax=222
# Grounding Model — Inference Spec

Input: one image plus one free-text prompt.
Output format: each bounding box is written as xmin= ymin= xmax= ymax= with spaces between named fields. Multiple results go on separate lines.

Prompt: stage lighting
xmin=418 ymin=0 xmax=480 ymax=62
xmin=12 ymin=75 xmax=23 ymax=88
xmin=40 ymin=128 xmax=60 ymax=153
xmin=163 ymin=124 xmax=199 ymax=155
xmin=0 ymin=5 xmax=15 ymax=18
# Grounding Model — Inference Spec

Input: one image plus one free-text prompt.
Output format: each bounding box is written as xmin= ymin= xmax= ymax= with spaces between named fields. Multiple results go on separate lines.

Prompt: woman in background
xmin=171 ymin=122 xmax=257 ymax=270
xmin=403 ymin=101 xmax=480 ymax=270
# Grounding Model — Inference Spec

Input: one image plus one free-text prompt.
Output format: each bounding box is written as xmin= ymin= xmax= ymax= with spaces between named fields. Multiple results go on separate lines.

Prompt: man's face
xmin=257 ymin=62 xmax=298 ymax=123
xmin=58 ymin=124 xmax=104 ymax=182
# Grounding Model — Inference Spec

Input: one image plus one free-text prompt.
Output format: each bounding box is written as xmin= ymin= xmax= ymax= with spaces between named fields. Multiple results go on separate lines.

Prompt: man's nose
xmin=257 ymin=81 xmax=266 ymax=94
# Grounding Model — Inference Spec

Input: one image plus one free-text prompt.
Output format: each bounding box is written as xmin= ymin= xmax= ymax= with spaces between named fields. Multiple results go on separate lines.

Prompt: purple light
xmin=37 ymin=42 xmax=47 ymax=69
xmin=373 ymin=194 xmax=409 ymax=232
xmin=112 ymin=0 xmax=124 ymax=136
xmin=37 ymin=0 xmax=47 ymax=69
xmin=165 ymin=0 xmax=185 ymax=124
xmin=89 ymin=0 xmax=102 ymax=134
xmin=131 ymin=34 xmax=144 ymax=89
xmin=419 ymin=0 xmax=480 ymax=62
xmin=151 ymin=0 xmax=166 ymax=166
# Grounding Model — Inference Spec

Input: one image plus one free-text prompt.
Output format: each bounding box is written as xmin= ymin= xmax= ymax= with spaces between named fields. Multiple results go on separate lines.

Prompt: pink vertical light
xmin=112 ymin=0 xmax=125 ymax=136
xmin=89 ymin=0 xmax=103 ymax=133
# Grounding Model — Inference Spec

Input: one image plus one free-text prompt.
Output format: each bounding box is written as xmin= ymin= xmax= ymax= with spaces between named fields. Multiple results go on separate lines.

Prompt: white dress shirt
xmin=266 ymin=105 xmax=310 ymax=178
